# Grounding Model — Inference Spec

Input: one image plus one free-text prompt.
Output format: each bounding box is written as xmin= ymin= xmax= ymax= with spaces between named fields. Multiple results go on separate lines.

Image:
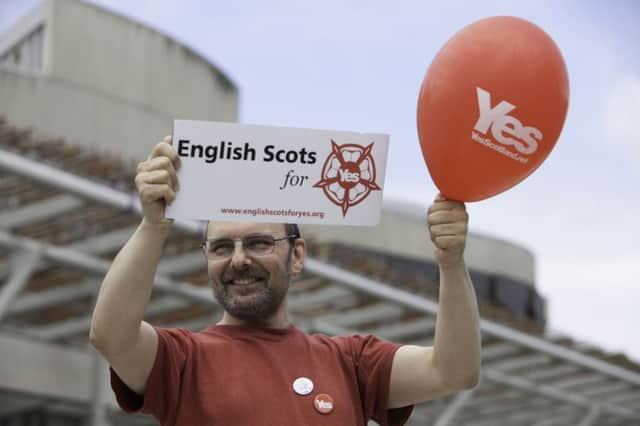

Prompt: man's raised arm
xmin=388 ymin=195 xmax=481 ymax=408
xmin=89 ymin=135 xmax=181 ymax=394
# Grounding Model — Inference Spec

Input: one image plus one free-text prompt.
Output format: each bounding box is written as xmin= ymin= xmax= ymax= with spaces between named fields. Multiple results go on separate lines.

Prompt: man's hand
xmin=427 ymin=194 xmax=468 ymax=268
xmin=134 ymin=135 xmax=182 ymax=225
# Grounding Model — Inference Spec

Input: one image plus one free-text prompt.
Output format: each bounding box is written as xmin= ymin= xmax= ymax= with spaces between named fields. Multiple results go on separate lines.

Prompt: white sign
xmin=165 ymin=120 xmax=390 ymax=226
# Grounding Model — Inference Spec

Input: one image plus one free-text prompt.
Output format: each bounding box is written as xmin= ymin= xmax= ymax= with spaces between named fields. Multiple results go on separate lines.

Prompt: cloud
xmin=538 ymin=255 xmax=640 ymax=362
xmin=603 ymin=74 xmax=640 ymax=158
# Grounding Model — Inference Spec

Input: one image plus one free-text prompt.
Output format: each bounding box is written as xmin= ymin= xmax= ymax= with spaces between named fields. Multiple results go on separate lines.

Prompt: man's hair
xmin=203 ymin=222 xmax=301 ymax=247
xmin=284 ymin=223 xmax=301 ymax=242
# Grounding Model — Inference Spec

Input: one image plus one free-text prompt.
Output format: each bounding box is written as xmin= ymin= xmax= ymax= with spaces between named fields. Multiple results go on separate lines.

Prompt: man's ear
xmin=290 ymin=239 xmax=307 ymax=276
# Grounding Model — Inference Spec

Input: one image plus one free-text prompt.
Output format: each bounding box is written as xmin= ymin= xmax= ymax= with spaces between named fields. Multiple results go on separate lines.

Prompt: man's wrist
xmin=140 ymin=217 xmax=173 ymax=235
xmin=438 ymin=259 xmax=467 ymax=273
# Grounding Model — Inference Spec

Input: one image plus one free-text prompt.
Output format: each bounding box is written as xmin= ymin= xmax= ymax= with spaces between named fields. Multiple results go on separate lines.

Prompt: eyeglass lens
xmin=206 ymin=235 xmax=276 ymax=258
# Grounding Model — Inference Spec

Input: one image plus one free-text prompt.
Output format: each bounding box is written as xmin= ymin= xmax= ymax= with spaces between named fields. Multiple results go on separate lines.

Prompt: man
xmin=90 ymin=136 xmax=481 ymax=425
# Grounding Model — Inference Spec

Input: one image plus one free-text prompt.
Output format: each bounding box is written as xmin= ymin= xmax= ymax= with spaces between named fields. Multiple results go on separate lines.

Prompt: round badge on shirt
xmin=314 ymin=393 xmax=334 ymax=414
xmin=292 ymin=377 xmax=314 ymax=395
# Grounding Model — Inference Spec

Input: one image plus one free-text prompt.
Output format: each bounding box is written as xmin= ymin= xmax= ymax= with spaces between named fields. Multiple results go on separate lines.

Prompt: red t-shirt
xmin=111 ymin=324 xmax=413 ymax=425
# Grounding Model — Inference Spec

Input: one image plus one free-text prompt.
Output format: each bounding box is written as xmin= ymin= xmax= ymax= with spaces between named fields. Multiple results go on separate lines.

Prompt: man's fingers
xmin=138 ymin=183 xmax=176 ymax=205
xmin=135 ymin=169 xmax=176 ymax=189
xmin=428 ymin=209 xmax=468 ymax=226
xmin=429 ymin=222 xmax=468 ymax=238
xmin=428 ymin=200 xmax=466 ymax=214
xmin=428 ymin=201 xmax=469 ymax=252
xmin=149 ymin=142 xmax=181 ymax=169
xmin=428 ymin=195 xmax=468 ymax=261
xmin=428 ymin=201 xmax=467 ymax=218
xmin=147 ymin=137 xmax=182 ymax=169
xmin=136 ymin=157 xmax=180 ymax=191
xmin=433 ymin=235 xmax=465 ymax=251
xmin=138 ymin=156 xmax=174 ymax=172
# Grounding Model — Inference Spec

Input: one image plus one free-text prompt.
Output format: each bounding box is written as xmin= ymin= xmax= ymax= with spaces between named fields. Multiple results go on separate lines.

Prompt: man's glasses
xmin=201 ymin=234 xmax=299 ymax=260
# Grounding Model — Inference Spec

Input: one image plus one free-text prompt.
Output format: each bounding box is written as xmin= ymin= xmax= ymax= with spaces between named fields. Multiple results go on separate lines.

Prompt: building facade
xmin=0 ymin=0 xmax=238 ymax=161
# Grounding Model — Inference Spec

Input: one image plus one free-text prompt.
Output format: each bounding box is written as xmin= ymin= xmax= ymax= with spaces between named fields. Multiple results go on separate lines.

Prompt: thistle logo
xmin=313 ymin=140 xmax=381 ymax=217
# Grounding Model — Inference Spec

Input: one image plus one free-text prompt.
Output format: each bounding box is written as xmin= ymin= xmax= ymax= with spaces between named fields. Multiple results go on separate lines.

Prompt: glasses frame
xmin=201 ymin=234 xmax=300 ymax=261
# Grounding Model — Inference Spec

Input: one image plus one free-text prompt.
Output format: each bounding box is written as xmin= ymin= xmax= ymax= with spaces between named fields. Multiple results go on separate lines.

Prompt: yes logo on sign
xmin=313 ymin=140 xmax=381 ymax=217
xmin=474 ymin=87 xmax=543 ymax=156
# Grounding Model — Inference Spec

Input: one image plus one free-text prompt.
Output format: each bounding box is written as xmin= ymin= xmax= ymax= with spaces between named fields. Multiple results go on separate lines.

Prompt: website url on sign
xmin=221 ymin=207 xmax=325 ymax=220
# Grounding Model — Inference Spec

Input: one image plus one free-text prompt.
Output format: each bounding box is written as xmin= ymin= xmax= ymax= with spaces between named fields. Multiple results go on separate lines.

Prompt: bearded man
xmin=90 ymin=136 xmax=481 ymax=426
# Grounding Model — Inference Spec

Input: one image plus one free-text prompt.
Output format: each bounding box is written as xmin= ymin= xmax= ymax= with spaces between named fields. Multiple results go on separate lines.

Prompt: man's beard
xmin=212 ymin=263 xmax=289 ymax=323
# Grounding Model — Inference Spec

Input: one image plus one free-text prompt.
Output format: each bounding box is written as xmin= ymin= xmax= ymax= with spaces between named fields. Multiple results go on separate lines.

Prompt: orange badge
xmin=313 ymin=393 xmax=334 ymax=414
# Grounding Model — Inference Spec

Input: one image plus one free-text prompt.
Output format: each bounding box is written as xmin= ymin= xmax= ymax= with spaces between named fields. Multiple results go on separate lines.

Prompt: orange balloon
xmin=417 ymin=16 xmax=569 ymax=201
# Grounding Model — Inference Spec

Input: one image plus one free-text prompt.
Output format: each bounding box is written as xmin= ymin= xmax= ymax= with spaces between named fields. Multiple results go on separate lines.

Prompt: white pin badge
xmin=292 ymin=377 xmax=314 ymax=396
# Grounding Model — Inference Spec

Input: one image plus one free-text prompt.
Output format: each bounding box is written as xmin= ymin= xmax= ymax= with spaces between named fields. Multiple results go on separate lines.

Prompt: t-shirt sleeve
xmin=349 ymin=334 xmax=414 ymax=426
xmin=110 ymin=327 xmax=193 ymax=424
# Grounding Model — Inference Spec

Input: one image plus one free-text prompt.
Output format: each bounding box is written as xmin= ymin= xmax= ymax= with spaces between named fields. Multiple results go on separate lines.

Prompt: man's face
xmin=205 ymin=221 xmax=304 ymax=323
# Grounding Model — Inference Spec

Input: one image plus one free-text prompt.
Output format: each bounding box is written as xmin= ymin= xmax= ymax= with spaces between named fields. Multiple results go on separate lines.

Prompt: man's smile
xmin=229 ymin=278 xmax=261 ymax=286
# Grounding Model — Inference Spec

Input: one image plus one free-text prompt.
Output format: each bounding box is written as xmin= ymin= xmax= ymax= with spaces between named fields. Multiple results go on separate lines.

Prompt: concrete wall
xmin=302 ymin=198 xmax=536 ymax=286
xmin=1 ymin=69 xmax=177 ymax=160
xmin=0 ymin=331 xmax=122 ymax=424
xmin=0 ymin=331 xmax=92 ymax=403
xmin=0 ymin=0 xmax=238 ymax=161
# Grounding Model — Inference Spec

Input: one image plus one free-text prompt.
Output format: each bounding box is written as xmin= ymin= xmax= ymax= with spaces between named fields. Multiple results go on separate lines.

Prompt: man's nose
xmin=230 ymin=240 xmax=251 ymax=268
